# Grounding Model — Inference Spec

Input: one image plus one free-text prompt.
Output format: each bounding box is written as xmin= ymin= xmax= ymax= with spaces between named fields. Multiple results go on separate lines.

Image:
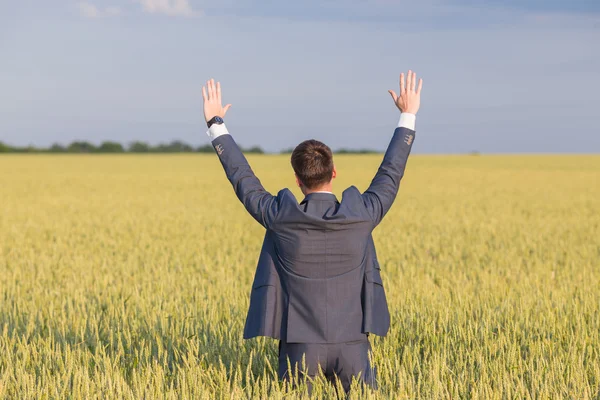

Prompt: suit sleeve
xmin=361 ymin=127 xmax=415 ymax=226
xmin=211 ymin=133 xmax=279 ymax=228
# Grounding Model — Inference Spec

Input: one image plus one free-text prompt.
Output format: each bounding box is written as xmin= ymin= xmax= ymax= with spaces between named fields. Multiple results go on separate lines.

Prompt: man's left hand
xmin=202 ymin=79 xmax=232 ymax=123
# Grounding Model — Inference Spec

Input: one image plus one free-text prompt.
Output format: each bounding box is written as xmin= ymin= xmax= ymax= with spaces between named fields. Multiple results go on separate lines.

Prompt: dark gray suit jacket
xmin=211 ymin=126 xmax=415 ymax=343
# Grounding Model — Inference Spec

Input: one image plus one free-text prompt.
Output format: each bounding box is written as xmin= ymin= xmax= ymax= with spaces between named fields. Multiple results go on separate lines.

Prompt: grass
xmin=0 ymin=154 xmax=599 ymax=399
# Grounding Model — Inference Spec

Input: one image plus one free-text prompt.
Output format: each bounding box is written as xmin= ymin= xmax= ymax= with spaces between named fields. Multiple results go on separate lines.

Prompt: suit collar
xmin=300 ymin=192 xmax=338 ymax=204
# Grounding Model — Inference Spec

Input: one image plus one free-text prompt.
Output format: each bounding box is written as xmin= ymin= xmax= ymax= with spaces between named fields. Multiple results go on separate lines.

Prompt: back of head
xmin=291 ymin=140 xmax=334 ymax=190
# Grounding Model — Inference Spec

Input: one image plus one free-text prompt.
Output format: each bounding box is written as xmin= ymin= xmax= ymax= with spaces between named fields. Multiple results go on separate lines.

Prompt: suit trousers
xmin=278 ymin=335 xmax=377 ymax=394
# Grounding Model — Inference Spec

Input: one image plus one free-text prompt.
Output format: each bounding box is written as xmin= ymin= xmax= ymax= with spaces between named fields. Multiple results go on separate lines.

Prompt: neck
xmin=302 ymin=184 xmax=333 ymax=196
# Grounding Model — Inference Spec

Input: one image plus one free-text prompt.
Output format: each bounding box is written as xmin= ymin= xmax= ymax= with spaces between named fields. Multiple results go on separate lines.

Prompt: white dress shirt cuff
xmin=206 ymin=123 xmax=230 ymax=140
xmin=398 ymin=113 xmax=416 ymax=131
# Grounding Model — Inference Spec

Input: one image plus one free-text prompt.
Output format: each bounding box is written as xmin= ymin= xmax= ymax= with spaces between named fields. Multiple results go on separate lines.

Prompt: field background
xmin=0 ymin=154 xmax=599 ymax=399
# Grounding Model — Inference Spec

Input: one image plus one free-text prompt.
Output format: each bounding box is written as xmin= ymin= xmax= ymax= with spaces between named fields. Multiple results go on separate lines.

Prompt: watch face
xmin=214 ymin=117 xmax=224 ymax=124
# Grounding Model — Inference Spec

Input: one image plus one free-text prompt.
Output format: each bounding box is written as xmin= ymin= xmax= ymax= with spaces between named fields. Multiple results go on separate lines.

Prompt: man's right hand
xmin=388 ymin=70 xmax=423 ymax=115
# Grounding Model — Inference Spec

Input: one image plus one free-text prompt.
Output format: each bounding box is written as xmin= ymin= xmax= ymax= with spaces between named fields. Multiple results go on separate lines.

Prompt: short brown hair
xmin=291 ymin=140 xmax=334 ymax=189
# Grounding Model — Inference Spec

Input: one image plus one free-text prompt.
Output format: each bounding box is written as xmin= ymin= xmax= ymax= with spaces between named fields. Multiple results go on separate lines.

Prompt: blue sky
xmin=0 ymin=0 xmax=599 ymax=153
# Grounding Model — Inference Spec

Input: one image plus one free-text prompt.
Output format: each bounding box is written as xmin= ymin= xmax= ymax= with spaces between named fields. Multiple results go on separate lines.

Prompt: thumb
xmin=388 ymin=90 xmax=398 ymax=102
xmin=223 ymin=104 xmax=232 ymax=115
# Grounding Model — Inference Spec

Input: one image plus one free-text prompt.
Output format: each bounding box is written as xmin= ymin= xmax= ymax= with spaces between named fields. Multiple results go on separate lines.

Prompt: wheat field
xmin=0 ymin=154 xmax=599 ymax=399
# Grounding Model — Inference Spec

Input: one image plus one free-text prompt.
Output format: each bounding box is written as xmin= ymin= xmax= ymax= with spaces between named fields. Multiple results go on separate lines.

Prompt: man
xmin=202 ymin=71 xmax=422 ymax=393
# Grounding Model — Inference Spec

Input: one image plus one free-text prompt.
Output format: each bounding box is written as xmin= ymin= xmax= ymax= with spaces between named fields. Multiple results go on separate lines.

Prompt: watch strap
xmin=207 ymin=116 xmax=224 ymax=129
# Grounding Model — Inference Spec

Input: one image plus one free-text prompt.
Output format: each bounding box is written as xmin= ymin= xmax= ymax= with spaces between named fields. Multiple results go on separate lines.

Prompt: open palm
xmin=388 ymin=70 xmax=423 ymax=114
xmin=202 ymin=79 xmax=231 ymax=123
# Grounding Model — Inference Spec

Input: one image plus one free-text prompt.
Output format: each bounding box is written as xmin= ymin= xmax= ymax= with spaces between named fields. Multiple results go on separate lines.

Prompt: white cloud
xmin=77 ymin=2 xmax=121 ymax=18
xmin=77 ymin=2 xmax=100 ymax=18
xmin=134 ymin=0 xmax=200 ymax=17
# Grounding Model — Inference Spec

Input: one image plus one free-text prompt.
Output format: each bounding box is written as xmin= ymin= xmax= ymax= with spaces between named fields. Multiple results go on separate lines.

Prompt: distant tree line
xmin=0 ymin=140 xmax=382 ymax=155
xmin=279 ymin=147 xmax=380 ymax=154
xmin=0 ymin=140 xmax=265 ymax=154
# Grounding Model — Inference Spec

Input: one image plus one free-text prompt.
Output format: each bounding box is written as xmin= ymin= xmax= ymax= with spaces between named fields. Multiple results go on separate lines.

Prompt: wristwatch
xmin=207 ymin=116 xmax=224 ymax=129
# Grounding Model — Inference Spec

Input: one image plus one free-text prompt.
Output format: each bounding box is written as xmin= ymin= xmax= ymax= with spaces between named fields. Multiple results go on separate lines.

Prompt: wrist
xmin=400 ymin=109 xmax=418 ymax=115
xmin=207 ymin=116 xmax=224 ymax=129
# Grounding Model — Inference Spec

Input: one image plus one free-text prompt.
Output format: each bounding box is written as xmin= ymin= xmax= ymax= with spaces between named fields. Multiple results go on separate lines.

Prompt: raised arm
xmin=203 ymin=79 xmax=279 ymax=228
xmin=362 ymin=71 xmax=423 ymax=226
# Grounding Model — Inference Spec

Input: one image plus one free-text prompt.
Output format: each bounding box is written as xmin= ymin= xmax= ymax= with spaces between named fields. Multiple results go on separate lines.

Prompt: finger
xmin=210 ymin=79 xmax=216 ymax=99
xmin=416 ymin=78 xmax=423 ymax=94
xmin=388 ymin=90 xmax=398 ymax=102
xmin=206 ymin=80 xmax=212 ymax=100
xmin=223 ymin=104 xmax=232 ymax=115
xmin=400 ymin=73 xmax=405 ymax=93
xmin=407 ymin=70 xmax=413 ymax=92
xmin=411 ymin=72 xmax=416 ymax=91
xmin=217 ymin=81 xmax=222 ymax=103
xmin=202 ymin=86 xmax=207 ymax=102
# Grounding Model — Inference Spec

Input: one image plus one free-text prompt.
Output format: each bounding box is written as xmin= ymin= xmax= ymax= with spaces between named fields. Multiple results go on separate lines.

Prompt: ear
xmin=332 ymin=166 xmax=337 ymax=180
xmin=295 ymin=174 xmax=302 ymax=188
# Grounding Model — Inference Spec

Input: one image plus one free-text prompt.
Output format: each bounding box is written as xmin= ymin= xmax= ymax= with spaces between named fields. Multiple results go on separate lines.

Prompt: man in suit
xmin=202 ymin=71 xmax=422 ymax=393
